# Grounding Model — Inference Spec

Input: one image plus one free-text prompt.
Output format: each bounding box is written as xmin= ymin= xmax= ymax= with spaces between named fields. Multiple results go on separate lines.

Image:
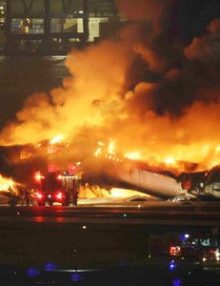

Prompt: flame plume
xmin=0 ymin=174 xmax=19 ymax=194
xmin=0 ymin=2 xmax=220 ymax=173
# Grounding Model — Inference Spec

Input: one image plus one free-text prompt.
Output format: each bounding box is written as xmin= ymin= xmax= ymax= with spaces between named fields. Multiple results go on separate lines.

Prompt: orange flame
xmin=1 ymin=19 xmax=220 ymax=175
xmin=0 ymin=174 xmax=19 ymax=194
xmin=49 ymin=135 xmax=65 ymax=145
xmin=124 ymin=151 xmax=141 ymax=161
xmin=110 ymin=188 xmax=149 ymax=198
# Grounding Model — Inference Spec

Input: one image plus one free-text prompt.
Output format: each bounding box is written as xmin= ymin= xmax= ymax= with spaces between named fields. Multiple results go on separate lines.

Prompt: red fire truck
xmin=33 ymin=168 xmax=80 ymax=206
xmin=169 ymin=233 xmax=220 ymax=263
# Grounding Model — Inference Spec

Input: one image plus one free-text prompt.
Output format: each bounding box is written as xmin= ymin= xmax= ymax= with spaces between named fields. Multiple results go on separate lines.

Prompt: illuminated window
xmin=51 ymin=18 xmax=84 ymax=34
xmin=11 ymin=18 xmax=44 ymax=34
xmin=69 ymin=37 xmax=80 ymax=42
xmin=88 ymin=17 xmax=108 ymax=42
xmin=77 ymin=18 xmax=83 ymax=33
xmin=63 ymin=18 xmax=83 ymax=33
xmin=0 ymin=0 xmax=6 ymax=27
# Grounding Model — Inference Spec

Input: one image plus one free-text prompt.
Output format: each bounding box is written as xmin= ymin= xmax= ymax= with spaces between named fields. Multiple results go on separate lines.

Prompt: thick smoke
xmin=0 ymin=40 xmax=134 ymax=146
xmin=1 ymin=1 xmax=220 ymax=170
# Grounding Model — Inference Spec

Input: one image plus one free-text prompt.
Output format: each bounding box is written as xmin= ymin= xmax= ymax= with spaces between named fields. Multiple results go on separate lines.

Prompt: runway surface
xmin=0 ymin=200 xmax=219 ymax=268
xmin=0 ymin=200 xmax=220 ymax=225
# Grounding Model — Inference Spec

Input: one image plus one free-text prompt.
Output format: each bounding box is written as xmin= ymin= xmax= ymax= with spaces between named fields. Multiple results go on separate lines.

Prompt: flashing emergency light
xmin=70 ymin=272 xmax=82 ymax=282
xmin=36 ymin=191 xmax=43 ymax=200
xmin=57 ymin=175 xmax=63 ymax=180
xmin=172 ymin=278 xmax=182 ymax=286
xmin=26 ymin=267 xmax=40 ymax=278
xmin=56 ymin=191 xmax=63 ymax=200
xmin=169 ymin=260 xmax=177 ymax=271
xmin=179 ymin=233 xmax=190 ymax=242
xmin=169 ymin=246 xmax=181 ymax=256
xmin=44 ymin=262 xmax=58 ymax=272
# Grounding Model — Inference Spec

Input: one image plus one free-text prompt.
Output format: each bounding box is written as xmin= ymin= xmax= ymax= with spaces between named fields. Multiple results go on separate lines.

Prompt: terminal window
xmin=11 ymin=18 xmax=44 ymax=34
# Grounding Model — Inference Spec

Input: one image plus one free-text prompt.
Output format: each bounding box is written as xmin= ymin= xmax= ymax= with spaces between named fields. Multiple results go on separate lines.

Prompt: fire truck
xmin=148 ymin=232 xmax=220 ymax=264
xmin=33 ymin=168 xmax=81 ymax=206
xmin=169 ymin=233 xmax=220 ymax=263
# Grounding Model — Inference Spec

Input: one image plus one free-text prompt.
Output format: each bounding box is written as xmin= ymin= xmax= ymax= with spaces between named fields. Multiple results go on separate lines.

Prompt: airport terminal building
xmin=0 ymin=0 xmax=125 ymax=55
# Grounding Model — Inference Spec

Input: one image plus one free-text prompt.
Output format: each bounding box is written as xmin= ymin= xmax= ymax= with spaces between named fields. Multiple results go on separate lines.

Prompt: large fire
xmin=0 ymin=0 xmax=220 ymax=176
xmin=124 ymin=151 xmax=141 ymax=161
xmin=0 ymin=174 xmax=19 ymax=194
xmin=92 ymin=138 xmax=216 ymax=174
xmin=49 ymin=135 xmax=65 ymax=145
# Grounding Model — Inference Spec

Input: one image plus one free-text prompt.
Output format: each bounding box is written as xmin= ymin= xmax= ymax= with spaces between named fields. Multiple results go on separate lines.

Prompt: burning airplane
xmin=1 ymin=1 xmax=220 ymax=201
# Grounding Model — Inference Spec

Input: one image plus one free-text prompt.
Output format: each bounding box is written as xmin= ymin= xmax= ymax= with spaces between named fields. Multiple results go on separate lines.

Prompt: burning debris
xmin=0 ymin=174 xmax=19 ymax=195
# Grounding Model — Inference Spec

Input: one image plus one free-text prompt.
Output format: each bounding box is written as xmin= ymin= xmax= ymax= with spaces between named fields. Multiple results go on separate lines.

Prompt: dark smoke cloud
xmin=126 ymin=17 xmax=220 ymax=115
xmin=1 ymin=1 xmax=220 ymax=172
xmin=115 ymin=1 xmax=220 ymax=115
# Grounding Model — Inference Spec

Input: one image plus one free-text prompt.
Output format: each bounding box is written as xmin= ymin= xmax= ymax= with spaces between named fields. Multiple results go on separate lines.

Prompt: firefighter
xmin=72 ymin=180 xmax=79 ymax=206
xmin=24 ymin=188 xmax=30 ymax=206
xmin=18 ymin=186 xmax=30 ymax=206
xmin=18 ymin=187 xmax=26 ymax=206
xmin=8 ymin=187 xmax=19 ymax=207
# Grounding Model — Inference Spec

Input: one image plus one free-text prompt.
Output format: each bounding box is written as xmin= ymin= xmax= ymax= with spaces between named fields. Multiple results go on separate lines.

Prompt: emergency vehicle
xmin=33 ymin=164 xmax=82 ymax=206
